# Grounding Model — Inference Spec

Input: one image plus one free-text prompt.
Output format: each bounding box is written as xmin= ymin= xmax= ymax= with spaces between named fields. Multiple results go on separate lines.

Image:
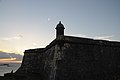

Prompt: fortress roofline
xmin=25 ymin=35 xmax=120 ymax=53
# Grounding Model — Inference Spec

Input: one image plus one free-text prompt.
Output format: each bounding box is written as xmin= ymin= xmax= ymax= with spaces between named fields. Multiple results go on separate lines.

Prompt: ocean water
xmin=0 ymin=63 xmax=21 ymax=76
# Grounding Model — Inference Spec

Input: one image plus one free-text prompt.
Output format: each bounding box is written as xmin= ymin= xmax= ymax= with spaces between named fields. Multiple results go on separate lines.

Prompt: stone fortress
xmin=5 ymin=21 xmax=120 ymax=80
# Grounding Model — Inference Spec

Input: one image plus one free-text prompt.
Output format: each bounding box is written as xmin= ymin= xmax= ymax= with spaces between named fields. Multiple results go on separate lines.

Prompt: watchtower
xmin=55 ymin=21 xmax=65 ymax=38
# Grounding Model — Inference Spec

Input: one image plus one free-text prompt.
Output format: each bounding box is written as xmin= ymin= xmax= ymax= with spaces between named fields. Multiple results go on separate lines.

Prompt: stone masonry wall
xmin=16 ymin=42 xmax=62 ymax=80
xmin=55 ymin=41 xmax=120 ymax=80
xmin=16 ymin=36 xmax=120 ymax=80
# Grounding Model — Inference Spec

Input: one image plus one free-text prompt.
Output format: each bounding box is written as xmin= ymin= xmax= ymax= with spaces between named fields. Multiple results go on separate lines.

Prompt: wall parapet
xmin=25 ymin=36 xmax=120 ymax=54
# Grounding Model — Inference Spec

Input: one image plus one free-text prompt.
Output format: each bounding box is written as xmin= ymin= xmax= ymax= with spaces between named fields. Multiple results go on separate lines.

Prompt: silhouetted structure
xmin=4 ymin=21 xmax=120 ymax=80
xmin=56 ymin=21 xmax=65 ymax=37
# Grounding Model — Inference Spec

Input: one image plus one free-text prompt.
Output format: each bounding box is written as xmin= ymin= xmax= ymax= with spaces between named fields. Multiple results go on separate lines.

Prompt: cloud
xmin=70 ymin=34 xmax=114 ymax=41
xmin=0 ymin=51 xmax=23 ymax=63
xmin=0 ymin=58 xmax=16 ymax=61
xmin=69 ymin=34 xmax=87 ymax=37
xmin=94 ymin=36 xmax=113 ymax=41
xmin=2 ymin=35 xmax=23 ymax=41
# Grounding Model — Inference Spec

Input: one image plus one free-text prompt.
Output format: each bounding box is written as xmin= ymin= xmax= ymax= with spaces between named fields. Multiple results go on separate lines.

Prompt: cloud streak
xmin=69 ymin=34 xmax=87 ymax=38
xmin=94 ymin=36 xmax=113 ymax=41
xmin=0 ymin=58 xmax=16 ymax=61
xmin=71 ymin=34 xmax=114 ymax=41
xmin=0 ymin=51 xmax=23 ymax=63
xmin=2 ymin=35 xmax=23 ymax=41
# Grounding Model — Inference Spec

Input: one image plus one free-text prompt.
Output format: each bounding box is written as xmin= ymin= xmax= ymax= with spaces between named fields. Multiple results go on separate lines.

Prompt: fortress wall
xmin=55 ymin=41 xmax=120 ymax=80
xmin=16 ymin=45 xmax=59 ymax=80
xmin=15 ymin=36 xmax=120 ymax=80
xmin=16 ymin=51 xmax=39 ymax=73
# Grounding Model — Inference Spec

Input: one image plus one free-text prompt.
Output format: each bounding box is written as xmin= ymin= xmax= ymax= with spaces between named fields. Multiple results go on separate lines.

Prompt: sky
xmin=0 ymin=0 xmax=120 ymax=62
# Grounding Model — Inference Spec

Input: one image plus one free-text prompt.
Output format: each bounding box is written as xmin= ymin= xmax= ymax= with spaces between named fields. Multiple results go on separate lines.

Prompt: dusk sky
xmin=0 ymin=0 xmax=120 ymax=57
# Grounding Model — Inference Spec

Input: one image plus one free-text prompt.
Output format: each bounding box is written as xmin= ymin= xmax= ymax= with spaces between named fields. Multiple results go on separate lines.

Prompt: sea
xmin=0 ymin=63 xmax=21 ymax=76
